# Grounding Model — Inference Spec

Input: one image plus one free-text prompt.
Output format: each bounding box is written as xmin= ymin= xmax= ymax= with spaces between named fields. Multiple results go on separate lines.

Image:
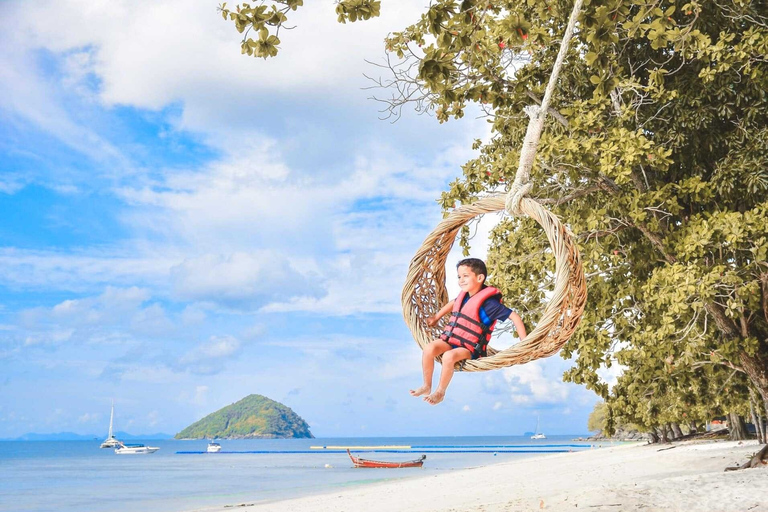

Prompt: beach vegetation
xmin=220 ymin=1 xmax=768 ymax=441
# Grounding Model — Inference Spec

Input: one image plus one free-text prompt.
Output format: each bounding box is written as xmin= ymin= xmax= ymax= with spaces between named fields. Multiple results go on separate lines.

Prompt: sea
xmin=0 ymin=436 xmax=599 ymax=512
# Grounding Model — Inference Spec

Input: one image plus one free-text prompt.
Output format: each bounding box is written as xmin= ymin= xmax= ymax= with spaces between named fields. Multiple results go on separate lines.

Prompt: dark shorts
xmin=444 ymin=341 xmax=484 ymax=360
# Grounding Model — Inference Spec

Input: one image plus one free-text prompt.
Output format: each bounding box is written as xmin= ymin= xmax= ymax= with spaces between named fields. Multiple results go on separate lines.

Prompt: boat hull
xmin=100 ymin=438 xmax=121 ymax=449
xmin=115 ymin=446 xmax=160 ymax=455
xmin=347 ymin=449 xmax=425 ymax=468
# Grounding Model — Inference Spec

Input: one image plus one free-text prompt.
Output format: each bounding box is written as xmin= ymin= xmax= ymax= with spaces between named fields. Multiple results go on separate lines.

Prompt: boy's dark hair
xmin=457 ymin=258 xmax=488 ymax=280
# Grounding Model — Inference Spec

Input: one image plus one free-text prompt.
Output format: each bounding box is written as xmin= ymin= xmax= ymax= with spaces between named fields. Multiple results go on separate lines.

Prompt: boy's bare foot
xmin=409 ymin=385 xmax=431 ymax=397
xmin=424 ymin=390 xmax=445 ymax=405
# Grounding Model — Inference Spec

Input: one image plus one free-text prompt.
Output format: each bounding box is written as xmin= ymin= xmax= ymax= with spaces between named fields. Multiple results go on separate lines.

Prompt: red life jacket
xmin=439 ymin=286 xmax=501 ymax=358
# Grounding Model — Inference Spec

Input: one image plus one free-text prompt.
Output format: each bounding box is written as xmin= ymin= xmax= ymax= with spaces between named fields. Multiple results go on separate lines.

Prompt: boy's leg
xmin=424 ymin=347 xmax=472 ymax=405
xmin=410 ymin=339 xmax=453 ymax=397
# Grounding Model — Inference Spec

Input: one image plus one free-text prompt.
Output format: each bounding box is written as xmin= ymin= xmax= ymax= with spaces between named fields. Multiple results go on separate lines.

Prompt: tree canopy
xmin=222 ymin=0 xmax=768 ymax=437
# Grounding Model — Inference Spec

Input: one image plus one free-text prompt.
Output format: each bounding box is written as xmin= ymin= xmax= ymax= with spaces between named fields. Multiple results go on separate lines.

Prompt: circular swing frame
xmin=401 ymin=194 xmax=587 ymax=372
xmin=402 ymin=0 xmax=587 ymax=372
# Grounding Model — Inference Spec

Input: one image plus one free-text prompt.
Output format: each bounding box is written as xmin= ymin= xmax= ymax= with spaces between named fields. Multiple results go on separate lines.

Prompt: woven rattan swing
xmin=402 ymin=0 xmax=587 ymax=372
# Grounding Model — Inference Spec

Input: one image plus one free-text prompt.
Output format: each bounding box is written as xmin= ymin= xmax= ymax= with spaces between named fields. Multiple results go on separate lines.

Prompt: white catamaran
xmin=99 ymin=401 xmax=121 ymax=448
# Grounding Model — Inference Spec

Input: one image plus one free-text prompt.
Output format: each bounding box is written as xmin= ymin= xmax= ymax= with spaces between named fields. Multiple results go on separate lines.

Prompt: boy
xmin=410 ymin=258 xmax=527 ymax=405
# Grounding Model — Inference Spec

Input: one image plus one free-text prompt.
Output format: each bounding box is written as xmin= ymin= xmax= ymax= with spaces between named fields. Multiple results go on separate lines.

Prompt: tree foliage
xmin=222 ymin=0 xmax=768 ymax=436
xmin=219 ymin=0 xmax=381 ymax=58
xmin=587 ymin=400 xmax=607 ymax=432
xmin=378 ymin=0 xmax=768 ymax=435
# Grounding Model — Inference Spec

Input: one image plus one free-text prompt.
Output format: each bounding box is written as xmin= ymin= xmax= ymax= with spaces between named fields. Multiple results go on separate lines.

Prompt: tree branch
xmin=704 ymin=302 xmax=741 ymax=340
xmin=596 ymin=173 xmax=677 ymax=263
xmin=525 ymin=91 xmax=570 ymax=128
xmin=761 ymin=273 xmax=768 ymax=325
xmin=537 ymin=185 xmax=602 ymax=206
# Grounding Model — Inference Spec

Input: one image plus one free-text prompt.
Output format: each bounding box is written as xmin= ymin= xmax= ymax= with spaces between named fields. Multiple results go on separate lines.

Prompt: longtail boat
xmin=347 ymin=449 xmax=426 ymax=468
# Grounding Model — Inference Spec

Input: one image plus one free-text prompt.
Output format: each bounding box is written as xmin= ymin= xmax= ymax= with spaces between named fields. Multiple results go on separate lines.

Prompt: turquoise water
xmin=0 ymin=436 xmax=594 ymax=512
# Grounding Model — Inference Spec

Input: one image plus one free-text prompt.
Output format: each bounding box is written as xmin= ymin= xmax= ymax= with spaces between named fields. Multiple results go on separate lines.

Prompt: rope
xmin=505 ymin=0 xmax=584 ymax=215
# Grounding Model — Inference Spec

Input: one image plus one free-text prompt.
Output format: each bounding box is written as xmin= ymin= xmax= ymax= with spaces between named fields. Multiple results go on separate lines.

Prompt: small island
xmin=175 ymin=394 xmax=313 ymax=439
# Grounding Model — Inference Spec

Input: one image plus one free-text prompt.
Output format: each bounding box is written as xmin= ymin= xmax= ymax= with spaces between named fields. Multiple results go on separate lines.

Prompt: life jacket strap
xmin=452 ymin=311 xmax=487 ymax=330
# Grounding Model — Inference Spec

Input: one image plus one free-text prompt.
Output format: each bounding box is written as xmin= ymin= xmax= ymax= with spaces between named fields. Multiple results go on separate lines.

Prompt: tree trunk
xmin=659 ymin=426 xmax=669 ymax=443
xmin=739 ymin=350 xmax=768 ymax=413
xmin=749 ymin=389 xmax=766 ymax=444
xmin=750 ymin=400 xmax=765 ymax=444
xmin=724 ymin=444 xmax=768 ymax=471
xmin=667 ymin=424 xmax=677 ymax=440
xmin=648 ymin=431 xmax=659 ymax=444
xmin=688 ymin=421 xmax=699 ymax=434
xmin=670 ymin=422 xmax=684 ymax=439
xmin=729 ymin=412 xmax=749 ymax=441
xmin=764 ymin=399 xmax=768 ymax=444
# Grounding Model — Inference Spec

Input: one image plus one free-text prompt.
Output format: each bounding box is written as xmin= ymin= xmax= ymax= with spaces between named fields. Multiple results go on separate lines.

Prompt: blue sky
xmin=0 ymin=0 xmax=603 ymax=439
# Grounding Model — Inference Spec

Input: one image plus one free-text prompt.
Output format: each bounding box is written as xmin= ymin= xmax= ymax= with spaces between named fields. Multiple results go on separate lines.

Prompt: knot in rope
xmin=505 ymin=181 xmax=533 ymax=216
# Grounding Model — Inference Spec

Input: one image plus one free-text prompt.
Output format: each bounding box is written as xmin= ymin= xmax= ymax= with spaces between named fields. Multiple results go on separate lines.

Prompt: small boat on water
xmin=115 ymin=442 xmax=160 ymax=455
xmin=100 ymin=401 xmax=121 ymax=449
xmin=207 ymin=441 xmax=222 ymax=453
xmin=347 ymin=449 xmax=425 ymax=468
xmin=531 ymin=413 xmax=547 ymax=440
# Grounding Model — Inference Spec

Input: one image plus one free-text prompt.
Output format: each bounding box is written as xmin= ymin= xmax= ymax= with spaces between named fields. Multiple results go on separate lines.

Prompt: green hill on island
xmin=175 ymin=394 xmax=313 ymax=439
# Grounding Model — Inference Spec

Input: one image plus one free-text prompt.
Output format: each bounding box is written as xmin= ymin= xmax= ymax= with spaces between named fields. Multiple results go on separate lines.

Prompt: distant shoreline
xmin=190 ymin=440 xmax=768 ymax=512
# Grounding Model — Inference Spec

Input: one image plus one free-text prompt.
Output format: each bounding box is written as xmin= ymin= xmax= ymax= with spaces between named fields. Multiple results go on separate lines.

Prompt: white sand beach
xmin=193 ymin=440 xmax=767 ymax=512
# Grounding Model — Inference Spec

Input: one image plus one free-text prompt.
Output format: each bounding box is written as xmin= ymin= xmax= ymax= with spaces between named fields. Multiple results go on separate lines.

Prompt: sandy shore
xmin=193 ymin=440 xmax=767 ymax=512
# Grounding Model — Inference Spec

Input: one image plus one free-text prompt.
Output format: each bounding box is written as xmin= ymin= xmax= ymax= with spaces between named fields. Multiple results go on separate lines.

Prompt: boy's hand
xmin=425 ymin=316 xmax=439 ymax=327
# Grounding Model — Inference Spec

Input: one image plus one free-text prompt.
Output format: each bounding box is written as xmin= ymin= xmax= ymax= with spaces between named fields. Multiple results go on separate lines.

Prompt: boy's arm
xmin=509 ymin=311 xmax=527 ymax=339
xmin=426 ymin=302 xmax=453 ymax=327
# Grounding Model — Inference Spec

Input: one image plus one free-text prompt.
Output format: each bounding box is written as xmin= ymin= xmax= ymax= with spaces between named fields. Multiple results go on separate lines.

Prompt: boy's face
xmin=457 ymin=265 xmax=485 ymax=293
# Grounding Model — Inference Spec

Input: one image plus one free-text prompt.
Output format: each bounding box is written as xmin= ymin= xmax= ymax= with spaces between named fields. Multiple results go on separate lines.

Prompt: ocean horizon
xmin=0 ymin=435 xmax=600 ymax=512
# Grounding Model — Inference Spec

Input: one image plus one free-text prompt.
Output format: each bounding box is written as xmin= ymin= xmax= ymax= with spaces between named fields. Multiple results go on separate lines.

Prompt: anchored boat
xmin=100 ymin=400 xmax=121 ymax=449
xmin=115 ymin=442 xmax=160 ymax=455
xmin=347 ymin=449 xmax=425 ymax=468
xmin=531 ymin=413 xmax=547 ymax=440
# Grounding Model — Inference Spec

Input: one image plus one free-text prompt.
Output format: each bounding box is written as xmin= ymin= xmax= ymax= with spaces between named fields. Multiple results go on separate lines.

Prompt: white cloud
xmin=0 ymin=175 xmax=26 ymax=194
xmin=502 ymin=359 xmax=571 ymax=405
xmin=178 ymin=335 xmax=242 ymax=375
xmin=493 ymin=401 xmax=503 ymax=410
xmin=130 ymin=303 xmax=174 ymax=335
xmin=1 ymin=0 xmax=429 ymax=155
xmin=23 ymin=286 xmax=151 ymax=329
xmin=24 ymin=329 xmax=74 ymax=347
xmin=462 ymin=405 xmax=471 ymax=412
xmin=0 ymin=249 xmax=175 ymax=292
xmin=170 ymin=251 xmax=325 ymax=308
xmin=180 ymin=304 xmax=207 ymax=325
xmin=12 ymin=286 xmax=177 ymax=355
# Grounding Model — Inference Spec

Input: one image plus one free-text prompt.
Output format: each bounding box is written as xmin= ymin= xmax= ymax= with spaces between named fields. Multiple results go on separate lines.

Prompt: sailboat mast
xmin=108 ymin=400 xmax=114 ymax=438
